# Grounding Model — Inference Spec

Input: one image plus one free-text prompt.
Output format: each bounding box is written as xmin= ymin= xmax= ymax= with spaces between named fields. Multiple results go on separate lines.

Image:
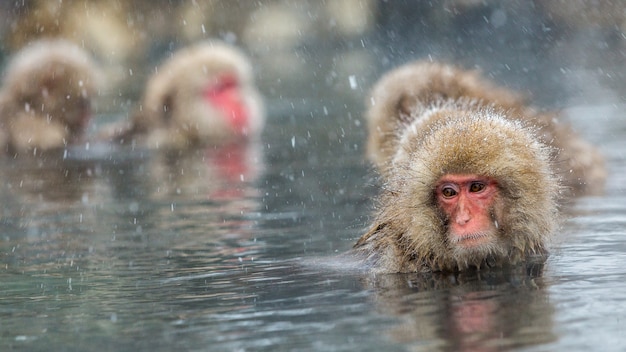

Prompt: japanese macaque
xmin=353 ymin=61 xmax=606 ymax=273
xmin=108 ymin=41 xmax=264 ymax=149
xmin=0 ymin=39 xmax=99 ymax=154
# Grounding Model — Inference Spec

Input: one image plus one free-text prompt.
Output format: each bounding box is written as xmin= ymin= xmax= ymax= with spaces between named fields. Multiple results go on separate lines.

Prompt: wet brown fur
xmin=0 ymin=39 xmax=99 ymax=154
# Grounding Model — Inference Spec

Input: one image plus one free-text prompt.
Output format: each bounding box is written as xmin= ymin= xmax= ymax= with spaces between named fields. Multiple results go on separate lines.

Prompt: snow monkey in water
xmin=353 ymin=61 xmax=606 ymax=274
xmin=109 ymin=41 xmax=264 ymax=149
xmin=0 ymin=39 xmax=100 ymax=155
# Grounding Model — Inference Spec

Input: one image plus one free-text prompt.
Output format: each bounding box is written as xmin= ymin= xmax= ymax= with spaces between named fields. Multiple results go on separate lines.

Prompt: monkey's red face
xmin=436 ymin=174 xmax=500 ymax=249
xmin=203 ymin=74 xmax=249 ymax=136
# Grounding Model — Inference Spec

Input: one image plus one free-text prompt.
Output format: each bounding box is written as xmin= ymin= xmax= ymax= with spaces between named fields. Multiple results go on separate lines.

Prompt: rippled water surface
xmin=1 ymin=97 xmax=625 ymax=351
xmin=0 ymin=41 xmax=626 ymax=351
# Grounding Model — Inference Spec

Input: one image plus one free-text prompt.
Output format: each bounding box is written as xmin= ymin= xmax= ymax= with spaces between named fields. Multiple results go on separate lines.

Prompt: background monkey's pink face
xmin=203 ymin=74 xmax=249 ymax=135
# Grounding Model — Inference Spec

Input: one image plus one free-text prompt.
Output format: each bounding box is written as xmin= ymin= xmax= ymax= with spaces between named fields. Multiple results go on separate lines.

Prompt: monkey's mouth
xmin=449 ymin=232 xmax=490 ymax=248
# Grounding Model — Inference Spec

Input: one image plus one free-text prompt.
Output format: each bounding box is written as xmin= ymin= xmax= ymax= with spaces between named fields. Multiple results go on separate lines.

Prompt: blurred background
xmin=0 ymin=0 xmax=624 ymax=119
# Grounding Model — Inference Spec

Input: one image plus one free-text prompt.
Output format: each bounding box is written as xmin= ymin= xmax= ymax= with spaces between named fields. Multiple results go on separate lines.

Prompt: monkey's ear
xmin=397 ymin=94 xmax=418 ymax=120
xmin=40 ymin=71 xmax=60 ymax=94
xmin=161 ymin=92 xmax=174 ymax=124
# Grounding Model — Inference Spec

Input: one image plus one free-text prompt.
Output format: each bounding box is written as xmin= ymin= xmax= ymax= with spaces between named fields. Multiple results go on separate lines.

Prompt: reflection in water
xmin=145 ymin=142 xmax=264 ymax=201
xmin=104 ymin=142 xmax=264 ymax=255
xmin=2 ymin=152 xmax=103 ymax=203
xmin=0 ymin=141 xmax=268 ymax=350
xmin=0 ymin=151 xmax=110 ymax=247
xmin=364 ymin=264 xmax=555 ymax=351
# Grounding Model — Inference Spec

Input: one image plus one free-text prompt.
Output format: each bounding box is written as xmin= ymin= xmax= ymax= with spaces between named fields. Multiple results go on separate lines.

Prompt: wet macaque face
xmin=202 ymin=74 xmax=248 ymax=134
xmin=436 ymin=174 xmax=500 ymax=250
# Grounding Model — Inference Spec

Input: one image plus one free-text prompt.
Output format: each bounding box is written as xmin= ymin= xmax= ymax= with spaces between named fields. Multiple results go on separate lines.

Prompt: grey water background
xmin=2 ymin=1 xmax=626 ymax=351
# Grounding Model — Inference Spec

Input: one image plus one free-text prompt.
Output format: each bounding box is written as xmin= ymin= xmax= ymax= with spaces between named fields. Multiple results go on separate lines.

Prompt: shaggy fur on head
xmin=119 ymin=40 xmax=264 ymax=149
xmin=354 ymin=101 xmax=560 ymax=273
xmin=365 ymin=61 xmax=524 ymax=175
xmin=0 ymin=39 xmax=99 ymax=153
xmin=365 ymin=60 xmax=605 ymax=196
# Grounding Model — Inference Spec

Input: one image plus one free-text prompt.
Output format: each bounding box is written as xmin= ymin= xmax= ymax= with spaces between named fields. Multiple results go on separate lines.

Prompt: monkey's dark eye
xmin=469 ymin=182 xmax=486 ymax=193
xmin=441 ymin=187 xmax=457 ymax=198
